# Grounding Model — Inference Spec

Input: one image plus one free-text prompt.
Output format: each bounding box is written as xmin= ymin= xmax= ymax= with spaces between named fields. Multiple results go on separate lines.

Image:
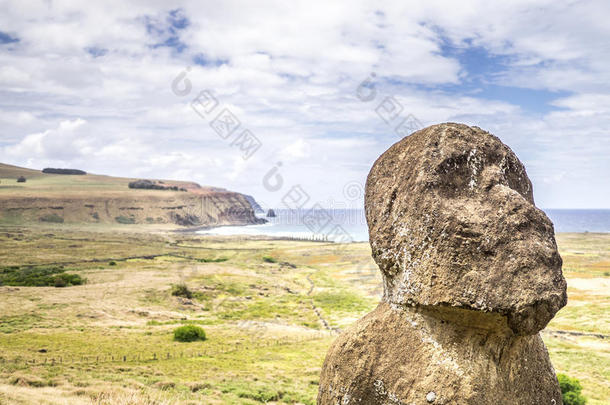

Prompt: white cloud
xmin=0 ymin=0 xmax=608 ymax=207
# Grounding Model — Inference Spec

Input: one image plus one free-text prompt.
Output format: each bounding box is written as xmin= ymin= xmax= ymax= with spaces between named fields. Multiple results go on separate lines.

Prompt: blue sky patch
xmin=144 ymin=9 xmax=189 ymax=53
xmin=0 ymin=31 xmax=19 ymax=44
xmin=434 ymin=37 xmax=570 ymax=114
xmin=168 ymin=9 xmax=189 ymax=31
xmin=193 ymin=53 xmax=228 ymax=67
xmin=85 ymin=46 xmax=108 ymax=57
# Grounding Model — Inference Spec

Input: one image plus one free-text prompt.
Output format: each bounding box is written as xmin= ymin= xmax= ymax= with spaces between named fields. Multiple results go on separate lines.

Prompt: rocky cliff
xmin=0 ymin=163 xmax=264 ymax=227
xmin=242 ymin=194 xmax=265 ymax=213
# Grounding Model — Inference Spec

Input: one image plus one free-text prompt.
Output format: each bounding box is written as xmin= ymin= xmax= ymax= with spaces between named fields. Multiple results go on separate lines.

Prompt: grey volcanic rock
xmin=242 ymin=194 xmax=264 ymax=213
xmin=318 ymin=123 xmax=567 ymax=405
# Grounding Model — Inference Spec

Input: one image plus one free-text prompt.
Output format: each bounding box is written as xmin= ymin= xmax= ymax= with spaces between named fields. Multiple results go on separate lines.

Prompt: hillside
xmin=0 ymin=163 xmax=264 ymax=227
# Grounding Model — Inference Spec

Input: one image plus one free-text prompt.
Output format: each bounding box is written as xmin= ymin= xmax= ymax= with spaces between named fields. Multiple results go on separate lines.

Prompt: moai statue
xmin=318 ymin=123 xmax=567 ymax=404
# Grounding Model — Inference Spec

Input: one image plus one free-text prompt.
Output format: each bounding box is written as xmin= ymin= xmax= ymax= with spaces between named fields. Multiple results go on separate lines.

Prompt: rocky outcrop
xmin=0 ymin=163 xmax=264 ymax=227
xmin=0 ymin=193 xmax=264 ymax=227
xmin=242 ymin=194 xmax=264 ymax=213
xmin=318 ymin=123 xmax=567 ymax=404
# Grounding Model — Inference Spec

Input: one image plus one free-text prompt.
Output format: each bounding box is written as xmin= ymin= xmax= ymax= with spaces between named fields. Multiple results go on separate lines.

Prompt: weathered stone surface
xmin=365 ymin=123 xmax=566 ymax=335
xmin=318 ymin=123 xmax=567 ymax=404
xmin=318 ymin=303 xmax=562 ymax=404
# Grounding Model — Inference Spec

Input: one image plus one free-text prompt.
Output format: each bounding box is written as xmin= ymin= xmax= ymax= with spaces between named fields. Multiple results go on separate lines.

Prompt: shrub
xmin=153 ymin=381 xmax=175 ymax=390
xmin=42 ymin=168 xmax=86 ymax=175
xmin=53 ymin=276 xmax=67 ymax=287
xmin=40 ymin=213 xmax=64 ymax=223
xmin=262 ymin=255 xmax=276 ymax=263
xmin=188 ymin=382 xmax=211 ymax=392
xmin=0 ymin=266 xmax=84 ymax=287
xmin=197 ymin=257 xmax=228 ymax=263
xmin=173 ymin=325 xmax=206 ymax=342
xmin=558 ymin=374 xmax=586 ymax=405
xmin=108 ymin=261 xmax=117 ymax=266
xmin=9 ymin=373 xmax=49 ymax=387
xmin=128 ymin=179 xmax=184 ymax=191
xmin=16 ymin=176 xmax=26 ymax=183
xmin=52 ymin=273 xmax=83 ymax=287
xmin=171 ymin=283 xmax=193 ymax=299
xmin=115 ymin=216 xmax=135 ymax=224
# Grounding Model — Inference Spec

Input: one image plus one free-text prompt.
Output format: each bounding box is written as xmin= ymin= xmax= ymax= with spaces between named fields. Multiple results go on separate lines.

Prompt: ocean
xmin=197 ymin=208 xmax=610 ymax=242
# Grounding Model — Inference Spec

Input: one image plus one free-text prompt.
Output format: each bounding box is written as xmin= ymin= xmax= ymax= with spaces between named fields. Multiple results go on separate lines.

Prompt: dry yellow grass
xmin=0 ymin=226 xmax=607 ymax=404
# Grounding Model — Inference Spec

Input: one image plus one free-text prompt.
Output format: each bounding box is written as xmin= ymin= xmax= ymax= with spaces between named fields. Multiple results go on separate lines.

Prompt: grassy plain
xmin=0 ymin=226 xmax=608 ymax=404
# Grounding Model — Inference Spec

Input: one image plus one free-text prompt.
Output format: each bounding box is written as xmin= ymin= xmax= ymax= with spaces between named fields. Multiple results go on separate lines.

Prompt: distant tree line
xmin=128 ymin=179 xmax=186 ymax=191
xmin=42 ymin=168 xmax=87 ymax=175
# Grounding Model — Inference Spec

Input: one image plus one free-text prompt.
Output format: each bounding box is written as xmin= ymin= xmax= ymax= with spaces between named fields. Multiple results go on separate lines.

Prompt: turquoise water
xmin=197 ymin=209 xmax=610 ymax=242
xmin=198 ymin=209 xmax=369 ymax=242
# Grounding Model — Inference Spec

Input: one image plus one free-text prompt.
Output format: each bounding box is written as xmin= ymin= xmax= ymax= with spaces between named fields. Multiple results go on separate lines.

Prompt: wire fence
xmin=0 ymin=333 xmax=334 ymax=367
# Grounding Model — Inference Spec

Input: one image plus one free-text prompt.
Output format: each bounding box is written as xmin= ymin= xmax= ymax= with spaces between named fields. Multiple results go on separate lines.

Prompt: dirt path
xmin=306 ymin=274 xmax=340 ymax=334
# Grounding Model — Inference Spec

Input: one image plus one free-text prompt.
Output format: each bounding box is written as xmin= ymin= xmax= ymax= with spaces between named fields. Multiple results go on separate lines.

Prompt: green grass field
xmin=0 ymin=226 xmax=608 ymax=404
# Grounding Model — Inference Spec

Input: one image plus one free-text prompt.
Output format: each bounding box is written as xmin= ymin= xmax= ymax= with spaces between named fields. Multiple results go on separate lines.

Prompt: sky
xmin=0 ymin=0 xmax=608 ymax=209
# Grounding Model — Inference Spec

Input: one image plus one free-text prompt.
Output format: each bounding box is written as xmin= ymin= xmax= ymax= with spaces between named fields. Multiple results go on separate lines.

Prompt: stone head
xmin=365 ymin=123 xmax=567 ymax=335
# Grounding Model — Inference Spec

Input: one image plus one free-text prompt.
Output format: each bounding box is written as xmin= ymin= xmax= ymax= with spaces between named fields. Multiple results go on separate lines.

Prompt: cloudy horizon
xmin=1 ymin=0 xmax=609 ymax=209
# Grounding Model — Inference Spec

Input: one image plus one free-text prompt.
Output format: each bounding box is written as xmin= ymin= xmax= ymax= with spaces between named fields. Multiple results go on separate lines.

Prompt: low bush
xmin=128 ymin=179 xmax=187 ymax=191
xmin=42 ymin=168 xmax=86 ymax=175
xmin=153 ymin=381 xmax=176 ymax=390
xmin=16 ymin=176 xmax=26 ymax=183
xmin=173 ymin=325 xmax=206 ymax=342
xmin=108 ymin=261 xmax=117 ymax=266
xmin=40 ymin=213 xmax=64 ymax=223
xmin=115 ymin=216 xmax=135 ymax=224
xmin=197 ymin=257 xmax=228 ymax=263
xmin=262 ymin=255 xmax=276 ymax=263
xmin=558 ymin=374 xmax=586 ymax=405
xmin=171 ymin=283 xmax=193 ymax=299
xmin=9 ymin=373 xmax=50 ymax=387
xmin=0 ymin=265 xmax=85 ymax=287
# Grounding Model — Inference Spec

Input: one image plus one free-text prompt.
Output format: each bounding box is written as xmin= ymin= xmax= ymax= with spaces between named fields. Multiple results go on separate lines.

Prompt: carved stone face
xmin=365 ymin=123 xmax=567 ymax=335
